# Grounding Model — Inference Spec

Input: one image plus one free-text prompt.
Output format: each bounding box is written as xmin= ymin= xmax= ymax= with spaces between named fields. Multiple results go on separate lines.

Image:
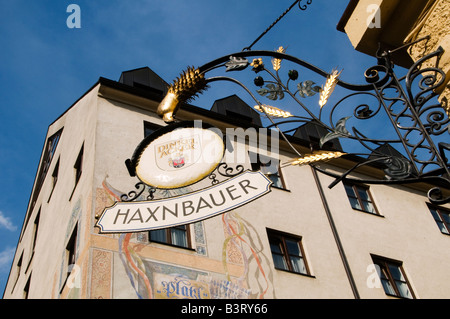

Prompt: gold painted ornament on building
xmin=157 ymin=67 xmax=208 ymax=123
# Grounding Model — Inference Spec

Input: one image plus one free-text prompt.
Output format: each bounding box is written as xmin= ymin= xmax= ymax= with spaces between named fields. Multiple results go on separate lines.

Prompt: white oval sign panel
xmin=134 ymin=122 xmax=225 ymax=189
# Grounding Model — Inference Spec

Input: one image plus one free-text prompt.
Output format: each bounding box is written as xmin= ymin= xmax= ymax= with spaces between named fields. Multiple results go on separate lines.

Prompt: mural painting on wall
xmin=95 ymin=178 xmax=276 ymax=299
xmin=93 ymin=121 xmax=278 ymax=299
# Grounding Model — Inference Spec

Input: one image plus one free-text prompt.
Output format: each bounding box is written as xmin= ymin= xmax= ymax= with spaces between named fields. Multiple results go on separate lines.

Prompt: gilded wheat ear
xmin=319 ymin=69 xmax=342 ymax=108
xmin=285 ymin=151 xmax=346 ymax=167
xmin=169 ymin=66 xmax=208 ymax=103
xmin=254 ymin=104 xmax=292 ymax=118
xmin=157 ymin=66 xmax=209 ymax=122
xmin=272 ymin=46 xmax=286 ymax=71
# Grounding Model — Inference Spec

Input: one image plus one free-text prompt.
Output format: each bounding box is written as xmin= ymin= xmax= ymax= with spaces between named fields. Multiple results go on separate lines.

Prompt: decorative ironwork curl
xmin=354 ymin=104 xmax=374 ymax=119
xmin=121 ymin=182 xmax=146 ymax=202
xmin=428 ymin=187 xmax=450 ymax=205
xmin=208 ymin=163 xmax=247 ymax=185
xmin=364 ymin=65 xmax=390 ymax=87
xmin=217 ymin=163 xmax=245 ymax=177
xmin=121 ymin=182 xmax=156 ymax=202
xmin=209 ymin=172 xmax=219 ymax=185
xmin=298 ymin=0 xmax=313 ymax=10
xmin=406 ymin=47 xmax=446 ymax=110
xmin=424 ymin=108 xmax=449 ymax=135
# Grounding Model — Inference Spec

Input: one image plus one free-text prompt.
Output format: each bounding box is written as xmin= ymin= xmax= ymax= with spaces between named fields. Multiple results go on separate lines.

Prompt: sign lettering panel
xmin=96 ymin=171 xmax=272 ymax=233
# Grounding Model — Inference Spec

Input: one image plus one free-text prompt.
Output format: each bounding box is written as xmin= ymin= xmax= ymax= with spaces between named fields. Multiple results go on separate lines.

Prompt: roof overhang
xmin=337 ymin=0 xmax=432 ymax=68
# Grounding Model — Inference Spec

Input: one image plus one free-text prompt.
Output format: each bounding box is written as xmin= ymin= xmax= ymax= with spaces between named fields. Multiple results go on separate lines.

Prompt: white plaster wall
xmin=5 ymin=85 xmax=100 ymax=298
xmin=317 ymin=167 xmax=450 ymax=299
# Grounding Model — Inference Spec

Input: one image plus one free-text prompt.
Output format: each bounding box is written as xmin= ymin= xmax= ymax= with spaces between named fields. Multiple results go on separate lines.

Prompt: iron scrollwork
xmin=217 ymin=163 xmax=245 ymax=177
xmin=191 ymin=46 xmax=450 ymax=204
xmin=209 ymin=163 xmax=246 ymax=186
xmin=120 ymin=182 xmax=156 ymax=202
xmin=121 ymin=163 xmax=247 ymax=202
xmin=298 ymin=0 xmax=313 ymax=10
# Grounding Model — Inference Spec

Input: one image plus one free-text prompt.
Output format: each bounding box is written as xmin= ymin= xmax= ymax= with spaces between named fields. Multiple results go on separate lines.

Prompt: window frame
xmin=48 ymin=157 xmax=60 ymax=202
xmin=343 ymin=182 xmax=379 ymax=215
xmin=149 ymin=225 xmax=193 ymax=250
xmin=25 ymin=208 xmax=41 ymax=273
xmin=61 ymin=224 xmax=78 ymax=293
xmin=249 ymin=151 xmax=287 ymax=190
xmin=427 ymin=204 xmax=450 ymax=235
xmin=371 ymin=255 xmax=415 ymax=299
xmin=31 ymin=209 xmax=41 ymax=256
xmin=144 ymin=121 xmax=162 ymax=137
xmin=266 ymin=229 xmax=312 ymax=276
xmin=70 ymin=144 xmax=84 ymax=201
xmin=12 ymin=252 xmax=23 ymax=294
xmin=23 ymin=274 xmax=31 ymax=299
xmin=67 ymin=226 xmax=78 ymax=268
xmin=30 ymin=128 xmax=63 ymax=212
xmin=74 ymin=144 xmax=84 ymax=186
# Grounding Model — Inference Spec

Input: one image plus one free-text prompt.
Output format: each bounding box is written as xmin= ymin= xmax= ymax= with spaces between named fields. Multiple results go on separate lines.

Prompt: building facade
xmin=3 ymin=62 xmax=450 ymax=299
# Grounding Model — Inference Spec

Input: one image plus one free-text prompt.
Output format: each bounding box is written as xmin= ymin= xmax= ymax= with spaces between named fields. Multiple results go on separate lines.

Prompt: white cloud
xmin=0 ymin=246 xmax=16 ymax=273
xmin=0 ymin=211 xmax=17 ymax=232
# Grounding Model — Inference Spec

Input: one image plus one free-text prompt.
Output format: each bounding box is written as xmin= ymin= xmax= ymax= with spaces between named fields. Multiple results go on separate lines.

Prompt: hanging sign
xmin=96 ymin=170 xmax=272 ymax=233
xmin=126 ymin=121 xmax=225 ymax=189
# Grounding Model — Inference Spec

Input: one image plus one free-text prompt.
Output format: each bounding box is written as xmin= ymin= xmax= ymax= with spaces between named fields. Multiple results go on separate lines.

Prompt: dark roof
xmin=119 ymin=67 xmax=168 ymax=95
xmin=210 ymin=94 xmax=262 ymax=127
xmin=293 ymin=120 xmax=343 ymax=151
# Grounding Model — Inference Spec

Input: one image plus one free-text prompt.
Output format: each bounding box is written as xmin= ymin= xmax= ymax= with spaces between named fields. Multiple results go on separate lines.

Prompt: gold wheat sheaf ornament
xmin=272 ymin=46 xmax=286 ymax=71
xmin=285 ymin=150 xmax=346 ymax=167
xmin=254 ymin=104 xmax=292 ymax=118
xmin=319 ymin=69 xmax=342 ymax=108
xmin=157 ymin=66 xmax=208 ymax=122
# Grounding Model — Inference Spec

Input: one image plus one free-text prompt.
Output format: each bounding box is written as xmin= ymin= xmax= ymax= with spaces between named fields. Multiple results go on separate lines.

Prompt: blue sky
xmin=0 ymin=0 xmax=383 ymax=296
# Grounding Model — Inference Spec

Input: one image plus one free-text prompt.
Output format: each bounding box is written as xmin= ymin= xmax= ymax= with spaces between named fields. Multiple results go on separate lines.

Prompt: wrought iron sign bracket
xmin=156 ymin=46 xmax=449 ymax=204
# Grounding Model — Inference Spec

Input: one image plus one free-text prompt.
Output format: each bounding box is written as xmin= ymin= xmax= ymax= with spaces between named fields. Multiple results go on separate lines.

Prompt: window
xmin=48 ymin=157 xmax=59 ymax=201
xmin=23 ymin=274 xmax=31 ymax=299
xmin=63 ymin=225 xmax=78 ymax=290
xmin=428 ymin=204 xmax=450 ymax=235
xmin=343 ymin=182 xmax=378 ymax=215
xmin=144 ymin=121 xmax=161 ymax=137
xmin=371 ymin=256 xmax=415 ymax=299
xmin=32 ymin=210 xmax=40 ymax=249
xmin=31 ymin=209 xmax=41 ymax=257
xmin=67 ymin=225 xmax=78 ymax=267
xmin=249 ymin=152 xmax=286 ymax=189
xmin=149 ymin=225 xmax=191 ymax=249
xmin=70 ymin=144 xmax=84 ymax=200
xmin=267 ymin=229 xmax=310 ymax=276
xmin=30 ymin=128 xmax=63 ymax=211
xmin=12 ymin=252 xmax=23 ymax=293
xmin=74 ymin=144 xmax=84 ymax=186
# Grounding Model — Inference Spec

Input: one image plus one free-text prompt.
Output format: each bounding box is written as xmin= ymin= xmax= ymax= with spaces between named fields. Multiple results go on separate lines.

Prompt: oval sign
xmin=131 ymin=121 xmax=225 ymax=189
